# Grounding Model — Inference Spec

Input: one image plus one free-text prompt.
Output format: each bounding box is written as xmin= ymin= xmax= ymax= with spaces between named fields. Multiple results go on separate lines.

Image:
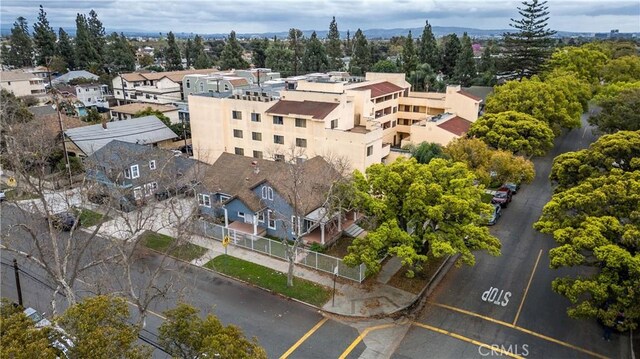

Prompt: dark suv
xmin=491 ymin=187 xmax=513 ymax=208
xmin=51 ymin=212 xmax=80 ymax=231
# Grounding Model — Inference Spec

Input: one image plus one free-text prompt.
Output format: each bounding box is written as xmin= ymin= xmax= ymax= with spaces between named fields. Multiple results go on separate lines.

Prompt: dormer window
xmin=149 ymin=160 xmax=156 ymax=170
xmin=261 ymin=186 xmax=274 ymax=200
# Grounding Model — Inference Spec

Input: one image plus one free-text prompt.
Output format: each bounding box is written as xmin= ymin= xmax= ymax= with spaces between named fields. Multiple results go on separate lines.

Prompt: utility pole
xmin=47 ymin=58 xmax=74 ymax=186
xmin=13 ymin=259 xmax=23 ymax=307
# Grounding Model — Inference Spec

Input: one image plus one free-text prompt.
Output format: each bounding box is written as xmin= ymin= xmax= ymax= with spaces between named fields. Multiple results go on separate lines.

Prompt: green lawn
xmin=205 ymin=255 xmax=331 ymax=307
xmin=78 ymin=208 xmax=110 ymax=227
xmin=140 ymin=231 xmax=207 ymax=262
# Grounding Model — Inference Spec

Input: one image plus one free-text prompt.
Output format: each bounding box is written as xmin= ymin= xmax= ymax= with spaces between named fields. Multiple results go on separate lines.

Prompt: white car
xmin=23 ymin=307 xmax=52 ymax=327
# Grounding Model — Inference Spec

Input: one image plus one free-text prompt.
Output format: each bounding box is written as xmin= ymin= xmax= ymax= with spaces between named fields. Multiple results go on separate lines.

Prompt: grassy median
xmin=205 ymin=255 xmax=331 ymax=307
xmin=141 ymin=231 xmax=207 ymax=262
xmin=78 ymin=208 xmax=110 ymax=227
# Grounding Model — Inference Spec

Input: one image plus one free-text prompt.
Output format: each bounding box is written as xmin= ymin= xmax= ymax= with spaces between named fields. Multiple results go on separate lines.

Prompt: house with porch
xmin=197 ymin=153 xmax=347 ymax=245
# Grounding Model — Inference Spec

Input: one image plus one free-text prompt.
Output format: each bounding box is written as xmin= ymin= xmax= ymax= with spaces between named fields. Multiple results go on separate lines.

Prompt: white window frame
xmin=149 ymin=160 xmax=156 ymax=170
xmin=257 ymin=211 xmax=265 ymax=223
xmin=261 ymin=186 xmax=267 ymax=199
xmin=238 ymin=211 xmax=245 ymax=219
xmin=133 ymin=187 xmax=143 ymax=200
xmin=130 ymin=165 xmax=140 ymax=179
xmin=267 ymin=210 xmax=276 ymax=229
xmin=267 ymin=187 xmax=274 ymax=200
xmin=291 ymin=215 xmax=299 ymax=235
xmin=219 ymin=194 xmax=230 ymax=203
xmin=124 ymin=168 xmax=131 ymax=178
xmin=198 ymin=194 xmax=211 ymax=207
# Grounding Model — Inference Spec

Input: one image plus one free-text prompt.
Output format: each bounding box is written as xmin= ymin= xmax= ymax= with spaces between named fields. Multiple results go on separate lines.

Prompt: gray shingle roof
xmin=51 ymin=70 xmax=99 ymax=84
xmin=65 ymin=115 xmax=177 ymax=156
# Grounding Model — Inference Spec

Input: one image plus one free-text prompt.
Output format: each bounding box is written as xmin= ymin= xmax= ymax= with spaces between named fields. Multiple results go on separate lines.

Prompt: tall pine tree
xmin=219 ymin=31 xmax=248 ymax=70
xmin=105 ymin=32 xmax=136 ymax=72
xmin=164 ymin=31 xmax=183 ymax=70
xmin=418 ymin=20 xmax=440 ymax=71
xmin=193 ymin=35 xmax=212 ymax=69
xmin=266 ymin=38 xmax=293 ymax=76
xmin=453 ymin=32 xmax=476 ymax=86
xmin=287 ymin=28 xmax=304 ymax=75
xmin=185 ymin=38 xmax=193 ymax=68
xmin=402 ymin=31 xmax=418 ymax=75
xmin=87 ymin=10 xmax=106 ymax=65
xmin=75 ymin=14 xmax=99 ymax=69
xmin=477 ymin=41 xmax=497 ymax=86
xmin=250 ymin=38 xmax=268 ymax=68
xmin=326 ymin=17 xmax=343 ymax=71
xmin=440 ymin=33 xmax=461 ymax=78
xmin=32 ymin=5 xmax=57 ymax=66
xmin=4 ymin=17 xmax=33 ymax=68
xmin=301 ymin=31 xmax=329 ymax=73
xmin=502 ymin=0 xmax=556 ymax=79
xmin=349 ymin=29 xmax=371 ymax=76
xmin=56 ymin=28 xmax=75 ymax=70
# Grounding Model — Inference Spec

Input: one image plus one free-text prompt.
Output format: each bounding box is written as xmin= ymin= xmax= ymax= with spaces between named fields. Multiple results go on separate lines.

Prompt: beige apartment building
xmin=188 ymin=73 xmax=481 ymax=172
xmin=0 ymin=71 xmax=47 ymax=98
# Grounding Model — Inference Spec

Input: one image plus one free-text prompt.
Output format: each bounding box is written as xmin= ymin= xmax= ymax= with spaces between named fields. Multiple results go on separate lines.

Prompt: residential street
xmin=392 ymin=114 xmax=629 ymax=358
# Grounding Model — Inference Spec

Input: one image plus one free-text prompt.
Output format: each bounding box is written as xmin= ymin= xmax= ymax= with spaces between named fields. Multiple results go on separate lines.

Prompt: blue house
xmin=198 ymin=153 xmax=343 ymax=244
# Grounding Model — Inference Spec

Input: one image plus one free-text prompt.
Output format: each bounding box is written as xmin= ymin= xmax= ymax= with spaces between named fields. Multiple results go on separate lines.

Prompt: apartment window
xmin=273 ymin=116 xmax=284 ymax=125
xmin=237 ymin=211 xmax=245 ymax=219
xmin=144 ymin=182 xmax=158 ymax=196
xmin=186 ymin=80 xmax=191 ymax=89
xmin=198 ymin=194 xmax=211 ymax=207
xmin=274 ymin=135 xmax=284 ymax=144
xmin=124 ymin=168 xmax=131 ymax=178
xmin=234 ymin=147 xmax=244 ymax=155
xmin=295 ymin=138 xmax=307 ymax=148
xmin=149 ymin=160 xmax=156 ymax=170
xmin=392 ymin=120 xmax=397 ymax=127
xmin=267 ymin=210 xmax=276 ymax=229
xmin=130 ymin=165 xmax=140 ymax=179
xmin=274 ymin=154 xmax=285 ymax=161
xmin=393 ymin=106 xmax=398 ymax=113
xmin=232 ymin=110 xmax=242 ymax=120
xmin=253 ymin=150 xmax=263 ymax=159
xmin=295 ymin=118 xmax=306 ymax=128
xmin=219 ymin=194 xmax=230 ymax=203
xmin=233 ymin=129 xmax=243 ymax=138
xmin=261 ymin=186 xmax=274 ymax=200
xmin=251 ymin=113 xmax=261 ymax=122
xmin=291 ymin=216 xmax=299 ymax=235
xmin=252 ymin=132 xmax=262 ymax=141
xmin=367 ymin=145 xmax=373 ymax=156
xmin=257 ymin=211 xmax=265 ymax=223
xmin=330 ymin=119 xmax=338 ymax=129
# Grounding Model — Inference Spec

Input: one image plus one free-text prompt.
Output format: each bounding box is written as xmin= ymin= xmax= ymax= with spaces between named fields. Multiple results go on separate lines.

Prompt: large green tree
xmin=403 ymin=142 xmax=447 ymax=164
xmin=58 ymin=296 xmax=151 ymax=359
xmin=184 ymin=38 xmax=193 ymax=68
xmin=589 ymin=88 xmax=640 ymax=134
xmin=250 ymin=37 xmax=269 ymax=68
xmin=87 ymin=10 xmax=106 ymax=64
xmin=4 ymin=17 xmax=33 ymax=67
xmin=219 ymin=30 xmax=248 ymax=70
xmin=476 ymin=41 xmax=497 ymax=86
xmin=545 ymin=46 xmax=609 ymax=86
xmin=265 ymin=38 xmax=293 ymax=77
xmin=75 ymin=13 xmax=99 ymax=69
xmin=326 ymin=17 xmax=343 ymax=70
xmin=445 ymin=137 xmax=535 ymax=186
xmin=105 ymin=32 xmax=136 ymax=72
xmin=418 ymin=20 xmax=440 ymax=71
xmin=408 ymin=63 xmax=443 ymax=92
xmin=164 ymin=31 xmax=183 ymax=70
xmin=349 ymin=29 xmax=371 ymax=76
xmin=56 ymin=27 xmax=75 ymax=70
xmin=192 ymin=35 xmax=212 ymax=69
xmin=344 ymin=158 xmax=501 ymax=276
xmin=32 ymin=5 xmax=57 ymax=66
xmin=485 ymin=76 xmax=582 ymax=132
xmin=468 ymin=111 xmax=555 ymax=157
xmin=549 ymin=131 xmax=640 ymax=192
xmin=401 ymin=31 xmax=418 ymax=75
xmin=534 ymin=170 xmax=640 ymax=331
xmin=501 ymin=0 xmax=556 ymax=79
xmin=601 ymin=55 xmax=640 ymax=83
xmin=287 ymin=28 xmax=304 ymax=75
xmin=0 ymin=298 xmax=58 ymax=359
xmin=372 ymin=59 xmax=399 ymax=73
xmin=301 ymin=31 xmax=329 ymax=73
xmin=158 ymin=303 xmax=267 ymax=359
xmin=593 ymin=81 xmax=640 ymax=105
xmin=453 ymin=32 xmax=476 ymax=86
xmin=440 ymin=33 xmax=461 ymax=78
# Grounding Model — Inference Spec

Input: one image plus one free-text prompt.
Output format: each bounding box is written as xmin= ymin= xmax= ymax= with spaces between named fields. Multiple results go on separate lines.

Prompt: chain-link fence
xmin=193 ymin=219 xmax=366 ymax=282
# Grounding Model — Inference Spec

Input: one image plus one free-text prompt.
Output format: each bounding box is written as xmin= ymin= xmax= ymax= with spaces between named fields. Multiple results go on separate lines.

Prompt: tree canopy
xmin=440 ymin=33 xmax=461 ymax=78
xmin=3 ymin=17 xmax=33 ymax=68
xmin=164 ymin=31 xmax=183 ymax=70
xmin=589 ymin=88 xmax=640 ymax=134
xmin=301 ymin=31 xmax=329 ymax=73
xmin=453 ymin=32 xmax=476 ymax=87
xmin=32 ymin=5 xmax=57 ymax=66
xmin=344 ymin=158 xmax=501 ymax=276
xmin=404 ymin=142 xmax=448 ymax=164
xmin=468 ymin=111 xmax=555 ymax=157
xmin=349 ymin=29 xmax=371 ymax=76
xmin=401 ymin=31 xmax=418 ymax=75
xmin=544 ymin=46 xmax=609 ymax=86
xmin=220 ymin=31 xmax=248 ymax=70
xmin=418 ymin=20 xmax=440 ymax=71
xmin=601 ymin=55 xmax=640 ymax=83
xmin=266 ymin=38 xmax=293 ymax=77
xmin=0 ymin=298 xmax=58 ymax=359
xmin=287 ymin=28 xmax=304 ymax=76
xmin=326 ymin=17 xmax=343 ymax=71
xmin=485 ymin=76 xmax=582 ymax=132
xmin=158 ymin=303 xmax=267 ymax=359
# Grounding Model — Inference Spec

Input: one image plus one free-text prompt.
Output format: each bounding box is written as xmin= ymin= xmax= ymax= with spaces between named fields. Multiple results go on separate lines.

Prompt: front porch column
xmin=320 ymin=223 xmax=325 ymax=245
xmin=353 ymin=212 xmax=357 ymax=221
xmin=223 ymin=207 xmax=229 ymax=227
xmin=253 ymin=214 xmax=258 ymax=235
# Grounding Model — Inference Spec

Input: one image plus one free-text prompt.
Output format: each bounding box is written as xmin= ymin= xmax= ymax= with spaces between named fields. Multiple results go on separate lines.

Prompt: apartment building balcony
xmin=381 ymin=142 xmax=391 ymax=158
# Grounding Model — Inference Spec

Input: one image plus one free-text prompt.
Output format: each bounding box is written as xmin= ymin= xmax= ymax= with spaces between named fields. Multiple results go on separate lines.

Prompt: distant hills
xmin=1 ymin=24 xmax=633 ymax=39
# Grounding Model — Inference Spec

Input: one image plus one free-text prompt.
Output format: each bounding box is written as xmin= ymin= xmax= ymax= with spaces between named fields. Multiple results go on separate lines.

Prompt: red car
xmin=491 ymin=187 xmax=513 ymax=208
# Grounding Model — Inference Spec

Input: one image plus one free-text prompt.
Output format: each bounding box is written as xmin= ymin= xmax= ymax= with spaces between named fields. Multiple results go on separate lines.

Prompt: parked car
xmin=503 ymin=182 xmax=520 ymax=195
xmin=154 ymin=187 xmax=177 ymax=201
xmin=24 ymin=307 xmax=74 ymax=357
xmin=487 ymin=204 xmax=502 ymax=225
xmin=491 ymin=187 xmax=513 ymax=208
xmin=0 ymin=190 xmax=6 ymax=202
xmin=179 ymin=144 xmax=193 ymax=155
xmin=51 ymin=211 xmax=80 ymax=231
xmin=24 ymin=307 xmax=52 ymax=328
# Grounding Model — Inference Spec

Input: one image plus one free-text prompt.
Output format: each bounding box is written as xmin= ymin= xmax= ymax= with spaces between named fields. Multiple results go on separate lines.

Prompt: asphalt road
xmin=393 ymin=114 xmax=629 ymax=358
xmin=0 ymin=204 xmax=366 ymax=359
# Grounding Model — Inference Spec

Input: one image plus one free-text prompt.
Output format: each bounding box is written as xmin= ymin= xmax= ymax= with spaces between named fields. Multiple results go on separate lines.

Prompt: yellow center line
xmin=279 ymin=317 xmax=328 ymax=359
xmin=412 ymin=322 xmax=524 ymax=359
xmin=513 ymin=249 xmax=543 ymax=326
xmin=338 ymin=323 xmax=396 ymax=359
xmin=428 ymin=301 xmax=610 ymax=359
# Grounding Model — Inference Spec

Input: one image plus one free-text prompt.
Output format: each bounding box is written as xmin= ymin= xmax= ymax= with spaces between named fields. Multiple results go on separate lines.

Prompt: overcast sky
xmin=2 ymin=0 xmax=639 ymax=34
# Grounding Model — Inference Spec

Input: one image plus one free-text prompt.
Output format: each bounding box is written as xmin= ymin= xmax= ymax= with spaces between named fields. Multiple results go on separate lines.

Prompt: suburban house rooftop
xmin=121 ymin=68 xmax=220 ymax=82
xmin=266 ymin=100 xmax=339 ymax=120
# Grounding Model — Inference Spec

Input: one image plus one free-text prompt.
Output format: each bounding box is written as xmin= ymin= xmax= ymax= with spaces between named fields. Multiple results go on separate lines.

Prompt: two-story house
xmin=0 ymin=71 xmax=47 ymax=98
xmin=109 ymin=103 xmax=180 ymax=123
xmin=74 ymin=83 xmax=111 ymax=109
xmin=197 ymin=153 xmax=343 ymax=245
xmin=86 ymin=140 xmax=202 ymax=209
